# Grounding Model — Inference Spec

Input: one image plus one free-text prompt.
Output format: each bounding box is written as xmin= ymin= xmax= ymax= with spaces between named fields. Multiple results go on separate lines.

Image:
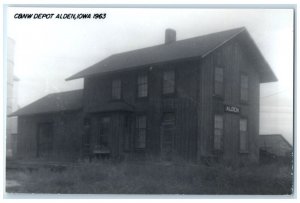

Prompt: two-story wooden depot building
xmin=10 ymin=27 xmax=277 ymax=163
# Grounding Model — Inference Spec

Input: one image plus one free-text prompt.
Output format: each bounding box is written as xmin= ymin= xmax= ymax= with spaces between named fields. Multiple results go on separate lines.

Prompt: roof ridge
xmin=112 ymin=27 xmax=246 ymax=57
xmin=65 ymin=26 xmax=276 ymax=83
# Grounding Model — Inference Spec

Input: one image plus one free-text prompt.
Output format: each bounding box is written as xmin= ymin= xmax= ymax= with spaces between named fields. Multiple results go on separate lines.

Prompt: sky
xmin=6 ymin=7 xmax=294 ymax=144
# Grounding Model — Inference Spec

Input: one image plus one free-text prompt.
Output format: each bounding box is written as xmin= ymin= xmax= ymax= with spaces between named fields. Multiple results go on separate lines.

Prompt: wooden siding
xmin=198 ymin=38 xmax=260 ymax=163
xmin=83 ymin=60 xmax=200 ymax=161
xmin=17 ymin=111 xmax=83 ymax=161
xmin=16 ymin=38 xmax=261 ymax=163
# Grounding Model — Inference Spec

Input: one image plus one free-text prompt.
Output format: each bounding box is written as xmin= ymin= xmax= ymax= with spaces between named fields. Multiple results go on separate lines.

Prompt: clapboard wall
xmin=198 ymin=37 xmax=260 ymax=163
xmin=83 ymin=60 xmax=200 ymax=161
xmin=17 ymin=111 xmax=83 ymax=161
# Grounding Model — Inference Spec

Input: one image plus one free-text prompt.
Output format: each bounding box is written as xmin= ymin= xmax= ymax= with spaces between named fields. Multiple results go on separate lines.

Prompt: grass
xmin=6 ymin=161 xmax=293 ymax=195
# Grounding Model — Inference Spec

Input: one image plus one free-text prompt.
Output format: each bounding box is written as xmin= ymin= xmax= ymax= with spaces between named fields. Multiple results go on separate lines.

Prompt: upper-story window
xmin=112 ymin=79 xmax=121 ymax=100
xmin=239 ymin=118 xmax=248 ymax=152
xmin=214 ymin=114 xmax=224 ymax=151
xmin=240 ymin=74 xmax=249 ymax=102
xmin=214 ymin=66 xmax=224 ymax=97
xmin=163 ymin=70 xmax=175 ymax=95
xmin=137 ymin=74 xmax=148 ymax=98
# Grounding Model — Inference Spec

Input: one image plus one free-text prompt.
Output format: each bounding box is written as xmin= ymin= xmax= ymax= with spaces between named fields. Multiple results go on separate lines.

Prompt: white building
xmin=7 ymin=37 xmax=19 ymax=157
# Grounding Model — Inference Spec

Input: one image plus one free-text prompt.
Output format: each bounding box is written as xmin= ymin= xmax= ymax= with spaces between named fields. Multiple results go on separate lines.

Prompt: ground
xmin=6 ymin=160 xmax=293 ymax=195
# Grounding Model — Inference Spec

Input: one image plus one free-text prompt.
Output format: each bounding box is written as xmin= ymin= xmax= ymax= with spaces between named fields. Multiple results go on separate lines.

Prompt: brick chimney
xmin=165 ymin=28 xmax=176 ymax=44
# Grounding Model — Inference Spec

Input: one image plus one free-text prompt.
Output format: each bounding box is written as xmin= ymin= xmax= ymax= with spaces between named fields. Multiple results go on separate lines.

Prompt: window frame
xmin=213 ymin=114 xmax=224 ymax=152
xmin=239 ymin=117 xmax=249 ymax=153
xmin=162 ymin=69 xmax=176 ymax=96
xmin=111 ymin=78 xmax=122 ymax=100
xmin=213 ymin=66 xmax=224 ymax=98
xmin=162 ymin=112 xmax=176 ymax=125
xmin=135 ymin=114 xmax=147 ymax=150
xmin=97 ymin=117 xmax=111 ymax=148
xmin=137 ymin=73 xmax=148 ymax=99
xmin=240 ymin=73 xmax=249 ymax=103
xmin=123 ymin=115 xmax=131 ymax=152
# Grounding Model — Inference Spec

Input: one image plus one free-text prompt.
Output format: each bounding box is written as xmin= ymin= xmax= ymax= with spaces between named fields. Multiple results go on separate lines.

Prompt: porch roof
xmin=86 ymin=101 xmax=134 ymax=113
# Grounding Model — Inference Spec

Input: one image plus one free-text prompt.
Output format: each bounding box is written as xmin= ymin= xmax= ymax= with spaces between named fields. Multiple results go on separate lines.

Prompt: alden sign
xmin=224 ymin=105 xmax=240 ymax=114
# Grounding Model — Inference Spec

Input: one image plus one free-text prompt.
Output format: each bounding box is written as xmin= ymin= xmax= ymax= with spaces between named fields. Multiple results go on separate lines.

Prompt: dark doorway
xmin=161 ymin=113 xmax=175 ymax=161
xmin=36 ymin=122 xmax=54 ymax=158
xmin=94 ymin=116 xmax=111 ymax=159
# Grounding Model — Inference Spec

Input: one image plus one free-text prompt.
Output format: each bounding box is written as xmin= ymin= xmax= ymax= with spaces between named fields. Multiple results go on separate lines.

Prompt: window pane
xmin=136 ymin=133 xmax=146 ymax=149
xmin=135 ymin=130 xmax=146 ymax=149
xmin=214 ymin=115 xmax=223 ymax=129
xmin=239 ymin=119 xmax=248 ymax=152
xmin=214 ymin=67 xmax=223 ymax=96
xmin=240 ymin=132 xmax=247 ymax=151
xmin=138 ymin=85 xmax=148 ymax=97
xmin=138 ymin=74 xmax=147 ymax=84
xmin=215 ymin=82 xmax=223 ymax=96
xmin=214 ymin=129 xmax=222 ymax=136
xmin=241 ymin=88 xmax=248 ymax=101
xmin=240 ymin=75 xmax=248 ymax=101
xmin=241 ymin=75 xmax=248 ymax=88
xmin=163 ymin=113 xmax=175 ymax=123
xmin=164 ymin=70 xmax=175 ymax=80
xmin=215 ymin=68 xmax=223 ymax=82
xmin=163 ymin=70 xmax=175 ymax=94
xmin=214 ymin=133 xmax=222 ymax=150
xmin=135 ymin=116 xmax=147 ymax=149
xmin=136 ymin=116 xmax=146 ymax=128
xmin=138 ymin=74 xmax=148 ymax=97
xmin=123 ymin=134 xmax=130 ymax=151
xmin=112 ymin=79 xmax=121 ymax=99
xmin=240 ymin=119 xmax=247 ymax=131
xmin=214 ymin=115 xmax=223 ymax=150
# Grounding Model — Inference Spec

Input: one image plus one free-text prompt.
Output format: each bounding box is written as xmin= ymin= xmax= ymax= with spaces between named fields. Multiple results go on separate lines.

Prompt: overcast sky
xmin=6 ymin=7 xmax=294 ymax=144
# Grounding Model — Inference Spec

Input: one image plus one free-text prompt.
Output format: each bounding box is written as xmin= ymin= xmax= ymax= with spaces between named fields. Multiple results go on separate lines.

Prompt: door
xmin=161 ymin=113 xmax=175 ymax=161
xmin=37 ymin=122 xmax=53 ymax=158
xmin=94 ymin=117 xmax=111 ymax=156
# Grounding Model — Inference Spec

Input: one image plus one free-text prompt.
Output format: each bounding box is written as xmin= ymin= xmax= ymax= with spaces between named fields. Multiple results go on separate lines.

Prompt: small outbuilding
xmin=259 ymin=134 xmax=292 ymax=164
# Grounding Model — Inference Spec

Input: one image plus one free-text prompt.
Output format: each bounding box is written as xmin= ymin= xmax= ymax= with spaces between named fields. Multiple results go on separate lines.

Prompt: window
xmin=214 ymin=115 xmax=223 ymax=150
xmin=162 ymin=112 xmax=175 ymax=124
xmin=240 ymin=74 xmax=249 ymax=102
xmin=123 ymin=115 xmax=131 ymax=151
xmin=83 ymin=118 xmax=91 ymax=128
xmin=135 ymin=115 xmax=147 ymax=149
xmin=137 ymin=74 xmax=148 ymax=98
xmin=163 ymin=70 xmax=175 ymax=95
xmin=239 ymin=118 xmax=248 ymax=152
xmin=98 ymin=117 xmax=110 ymax=147
xmin=112 ymin=79 xmax=121 ymax=100
xmin=214 ymin=66 xmax=224 ymax=96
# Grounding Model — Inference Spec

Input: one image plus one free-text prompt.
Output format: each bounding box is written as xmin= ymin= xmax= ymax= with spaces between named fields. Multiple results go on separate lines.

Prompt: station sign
xmin=224 ymin=105 xmax=240 ymax=114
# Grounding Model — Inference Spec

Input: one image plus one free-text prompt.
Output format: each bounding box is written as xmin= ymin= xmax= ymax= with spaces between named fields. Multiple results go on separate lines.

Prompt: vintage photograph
xmin=5 ymin=6 xmax=294 ymax=195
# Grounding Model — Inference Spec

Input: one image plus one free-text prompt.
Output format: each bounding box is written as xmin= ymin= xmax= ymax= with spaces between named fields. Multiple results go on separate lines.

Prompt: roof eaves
xmin=8 ymin=108 xmax=82 ymax=117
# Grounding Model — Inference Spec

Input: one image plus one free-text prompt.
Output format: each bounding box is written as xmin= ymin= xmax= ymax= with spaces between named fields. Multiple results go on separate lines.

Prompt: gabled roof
xmin=9 ymin=90 xmax=82 ymax=117
xmin=66 ymin=27 xmax=277 ymax=83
